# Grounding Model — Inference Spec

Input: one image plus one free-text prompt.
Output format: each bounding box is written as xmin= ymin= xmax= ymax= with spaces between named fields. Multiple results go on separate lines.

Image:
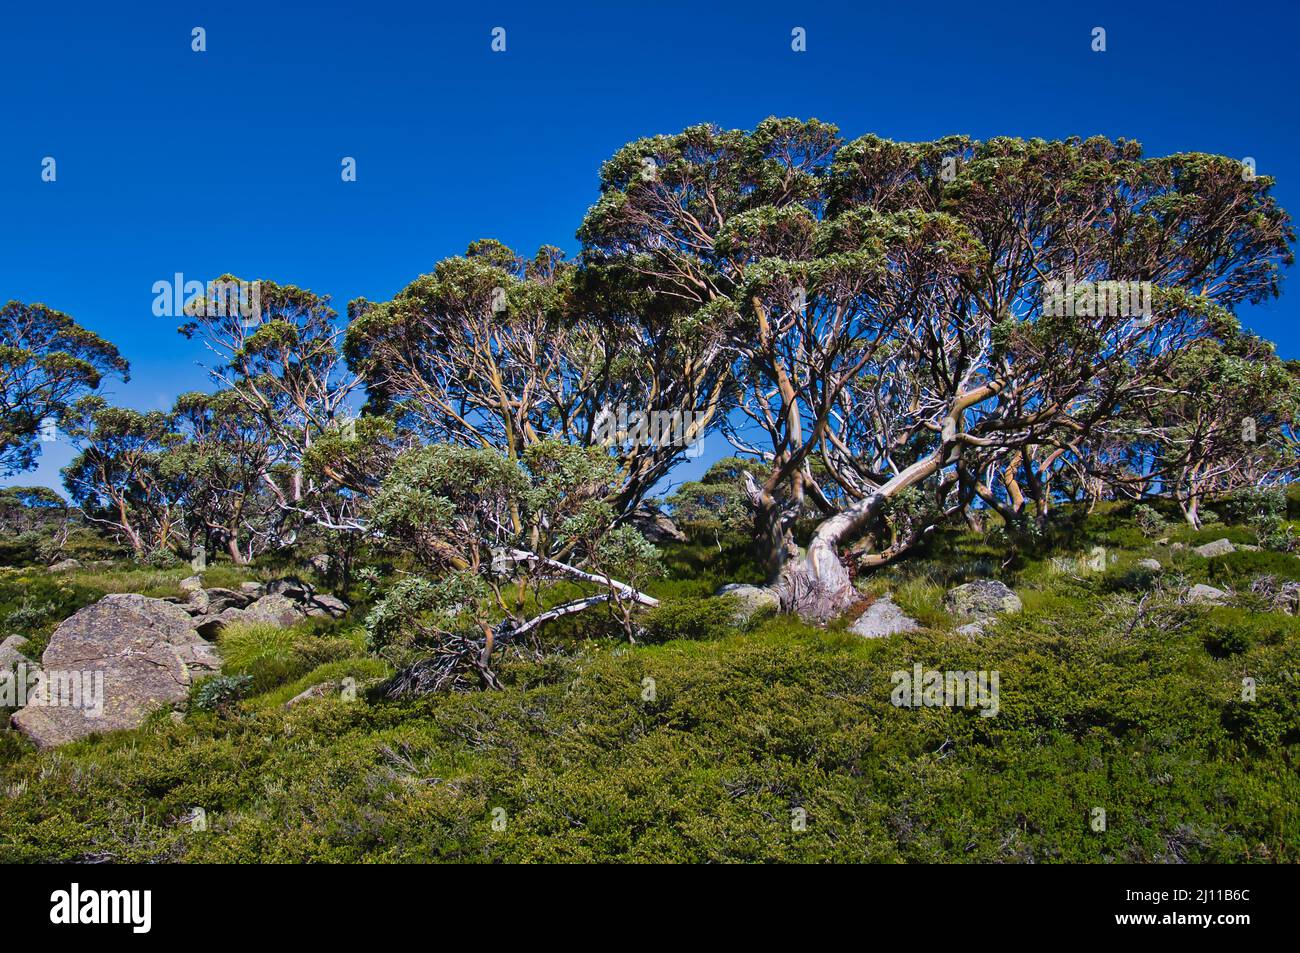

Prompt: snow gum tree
xmin=579 ymin=120 xmax=1294 ymax=618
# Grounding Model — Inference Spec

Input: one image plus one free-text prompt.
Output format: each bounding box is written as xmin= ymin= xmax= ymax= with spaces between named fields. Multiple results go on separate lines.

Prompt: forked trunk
xmin=774 ymin=455 xmax=942 ymax=620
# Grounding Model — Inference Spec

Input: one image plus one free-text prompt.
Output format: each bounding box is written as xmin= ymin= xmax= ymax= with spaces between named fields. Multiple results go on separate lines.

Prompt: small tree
xmin=61 ymin=397 xmax=182 ymax=557
xmin=366 ymin=441 xmax=660 ymax=690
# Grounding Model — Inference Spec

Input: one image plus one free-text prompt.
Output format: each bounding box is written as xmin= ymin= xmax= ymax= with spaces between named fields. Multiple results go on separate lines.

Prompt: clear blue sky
xmin=3 ymin=0 xmax=1298 ymax=493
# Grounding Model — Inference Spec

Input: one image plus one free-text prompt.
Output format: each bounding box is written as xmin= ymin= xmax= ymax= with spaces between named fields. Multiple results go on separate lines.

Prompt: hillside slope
xmin=1 ymin=502 xmax=1298 ymax=863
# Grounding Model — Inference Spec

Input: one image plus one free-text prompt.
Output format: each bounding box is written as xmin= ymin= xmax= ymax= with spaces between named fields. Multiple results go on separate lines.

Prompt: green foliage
xmin=364 ymin=573 xmax=487 ymax=657
xmin=1173 ymin=606 xmax=1300 ymax=658
xmin=1206 ymin=549 xmax=1300 ymax=587
xmin=0 ymin=301 xmax=129 ymax=477
xmin=1132 ymin=504 xmax=1167 ymax=538
xmin=640 ymin=597 xmax=739 ymax=644
xmin=2 ymin=579 xmax=1298 ymax=862
xmin=667 ymin=457 xmax=761 ymax=544
xmin=190 ymin=675 xmax=253 ymax=713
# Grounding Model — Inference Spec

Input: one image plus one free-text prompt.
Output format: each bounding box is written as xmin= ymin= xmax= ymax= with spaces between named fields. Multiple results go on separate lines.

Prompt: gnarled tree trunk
xmin=771 ymin=455 xmax=942 ymax=620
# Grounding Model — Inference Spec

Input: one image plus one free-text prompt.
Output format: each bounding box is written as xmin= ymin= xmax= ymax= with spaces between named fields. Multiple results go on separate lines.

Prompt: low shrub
xmin=640 ymin=597 xmax=739 ymax=644
xmin=190 ymin=674 xmax=253 ymax=713
xmin=1133 ymin=504 xmax=1167 ymax=538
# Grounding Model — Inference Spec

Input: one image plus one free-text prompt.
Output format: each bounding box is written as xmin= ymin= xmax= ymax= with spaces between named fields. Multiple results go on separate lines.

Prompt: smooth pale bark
xmin=774 ymin=454 xmax=943 ymax=620
xmin=500 ymin=548 xmax=660 ymax=607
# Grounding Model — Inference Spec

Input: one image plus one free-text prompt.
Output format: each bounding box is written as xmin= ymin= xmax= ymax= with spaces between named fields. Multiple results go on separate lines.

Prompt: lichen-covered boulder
xmin=1193 ymin=538 xmax=1236 ymax=558
xmin=944 ymin=580 xmax=1023 ymax=620
xmin=849 ymin=593 xmax=921 ymax=638
xmin=10 ymin=595 xmax=220 ymax=748
xmin=241 ymin=594 xmax=305 ymax=628
xmin=305 ymin=593 xmax=349 ymax=619
xmin=0 ymin=634 xmax=33 ymax=672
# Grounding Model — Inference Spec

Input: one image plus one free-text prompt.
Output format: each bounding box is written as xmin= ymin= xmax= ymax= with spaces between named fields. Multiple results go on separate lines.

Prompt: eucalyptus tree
xmin=367 ymin=440 xmax=661 ymax=690
xmin=179 ymin=277 xmax=366 ymax=531
xmin=166 ymin=390 xmax=279 ymax=562
xmin=61 ymin=397 xmax=183 ymax=557
xmin=1103 ymin=336 xmax=1300 ymax=526
xmin=581 ymin=120 xmax=1294 ymax=618
xmin=0 ymin=301 xmax=129 ymax=476
xmin=345 ymin=240 xmax=731 ymax=521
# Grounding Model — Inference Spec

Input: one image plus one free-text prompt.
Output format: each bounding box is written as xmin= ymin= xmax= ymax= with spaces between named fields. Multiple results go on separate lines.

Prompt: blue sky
xmin=3 ymin=0 xmax=1298 ymax=493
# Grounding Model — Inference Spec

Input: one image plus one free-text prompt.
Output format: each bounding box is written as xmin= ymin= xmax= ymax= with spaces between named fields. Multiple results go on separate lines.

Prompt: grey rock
xmin=0 ymin=634 xmax=33 ymax=672
xmin=944 ymin=580 xmax=1023 ymax=619
xmin=186 ymin=588 xmax=211 ymax=614
xmin=239 ymin=581 xmax=266 ymax=598
xmin=267 ymin=578 xmax=314 ymax=600
xmin=715 ymin=583 xmax=780 ymax=625
xmin=192 ymin=616 xmax=226 ymax=639
xmin=307 ymin=554 xmax=333 ymax=575
xmin=47 ymin=559 xmax=82 ymax=573
xmin=849 ymin=593 xmax=921 ymax=638
xmin=1136 ymin=558 xmax=1162 ymax=571
xmin=1186 ymin=583 xmax=1230 ymax=606
xmin=202 ymin=587 xmax=251 ymax=613
xmin=179 ymin=575 xmax=204 ymax=592
xmin=10 ymin=595 xmax=219 ymax=748
xmin=955 ymin=621 xmax=987 ymax=637
xmin=209 ymin=606 xmax=247 ymax=631
xmin=305 ymin=593 xmax=348 ymax=619
xmin=241 ymin=594 xmax=304 ymax=628
xmin=1237 ymin=543 xmax=1261 ymax=552
xmin=1194 ymin=538 xmax=1236 ymax=559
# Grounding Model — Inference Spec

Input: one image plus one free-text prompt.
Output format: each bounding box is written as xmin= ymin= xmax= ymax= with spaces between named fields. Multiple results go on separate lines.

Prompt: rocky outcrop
xmin=849 ymin=593 xmax=921 ymax=638
xmin=0 ymin=634 xmax=33 ymax=672
xmin=179 ymin=577 xmax=349 ymax=635
xmin=237 ymin=594 xmax=304 ymax=628
xmin=305 ymin=593 xmax=348 ymax=619
xmin=1136 ymin=558 xmax=1162 ymax=571
xmin=10 ymin=595 xmax=221 ymax=748
xmin=47 ymin=558 xmax=82 ymax=572
xmin=944 ymin=580 xmax=1023 ymax=620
